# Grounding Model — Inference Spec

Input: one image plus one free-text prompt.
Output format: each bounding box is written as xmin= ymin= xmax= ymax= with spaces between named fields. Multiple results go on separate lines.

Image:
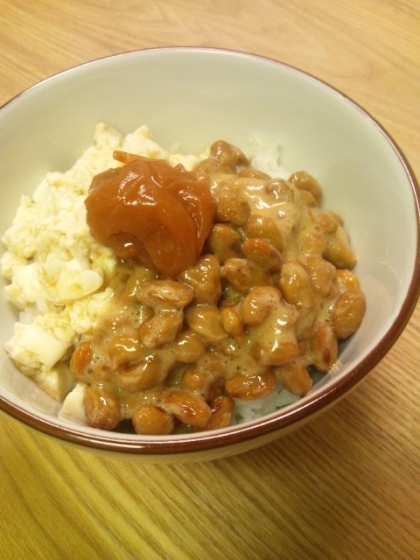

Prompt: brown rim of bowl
xmin=1 ymin=47 xmax=420 ymax=455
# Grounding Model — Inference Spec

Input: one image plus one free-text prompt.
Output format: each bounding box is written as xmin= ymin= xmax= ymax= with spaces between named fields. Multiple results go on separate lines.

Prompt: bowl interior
xmin=1 ymin=48 xmax=419 ymax=452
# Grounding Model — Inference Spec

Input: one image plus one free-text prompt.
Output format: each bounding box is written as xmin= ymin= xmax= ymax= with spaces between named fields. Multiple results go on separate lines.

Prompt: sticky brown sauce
xmin=73 ymin=140 xmax=365 ymax=434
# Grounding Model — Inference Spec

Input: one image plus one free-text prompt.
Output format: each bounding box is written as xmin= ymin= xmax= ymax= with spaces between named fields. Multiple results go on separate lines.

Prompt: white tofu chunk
xmin=59 ymin=383 xmax=88 ymax=424
xmin=15 ymin=323 xmax=69 ymax=368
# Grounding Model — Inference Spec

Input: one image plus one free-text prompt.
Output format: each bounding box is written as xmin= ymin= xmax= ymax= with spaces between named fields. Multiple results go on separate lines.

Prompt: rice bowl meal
xmin=1 ymin=122 xmax=366 ymax=435
xmin=0 ymin=47 xmax=418 ymax=462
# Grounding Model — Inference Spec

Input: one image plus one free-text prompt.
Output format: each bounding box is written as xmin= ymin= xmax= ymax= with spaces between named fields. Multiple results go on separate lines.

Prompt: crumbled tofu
xmin=35 ymin=363 xmax=75 ymax=402
xmin=5 ymin=322 xmax=70 ymax=369
xmin=122 ymin=125 xmax=170 ymax=160
xmin=58 ymin=383 xmax=88 ymax=424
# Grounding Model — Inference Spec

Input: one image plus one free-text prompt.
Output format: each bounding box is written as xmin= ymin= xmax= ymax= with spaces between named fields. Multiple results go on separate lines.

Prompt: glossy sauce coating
xmin=74 ymin=140 xmax=366 ymax=435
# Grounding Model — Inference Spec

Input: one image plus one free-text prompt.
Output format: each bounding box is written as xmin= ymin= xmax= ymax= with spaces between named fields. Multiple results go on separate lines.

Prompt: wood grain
xmin=1 ymin=1 xmax=419 ymax=559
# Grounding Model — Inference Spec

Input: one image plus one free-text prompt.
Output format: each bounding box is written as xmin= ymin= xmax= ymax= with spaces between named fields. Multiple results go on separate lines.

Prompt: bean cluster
xmin=70 ymin=141 xmax=366 ymax=434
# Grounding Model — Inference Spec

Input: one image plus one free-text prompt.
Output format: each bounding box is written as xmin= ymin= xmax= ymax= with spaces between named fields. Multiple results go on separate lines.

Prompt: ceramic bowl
xmin=1 ymin=48 xmax=419 ymax=462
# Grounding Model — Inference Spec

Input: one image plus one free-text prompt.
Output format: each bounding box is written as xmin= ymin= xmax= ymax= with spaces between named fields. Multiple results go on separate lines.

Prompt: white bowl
xmin=1 ymin=48 xmax=419 ymax=461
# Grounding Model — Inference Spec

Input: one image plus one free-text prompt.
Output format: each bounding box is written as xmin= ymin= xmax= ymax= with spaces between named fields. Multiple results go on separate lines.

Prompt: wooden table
xmin=1 ymin=1 xmax=419 ymax=558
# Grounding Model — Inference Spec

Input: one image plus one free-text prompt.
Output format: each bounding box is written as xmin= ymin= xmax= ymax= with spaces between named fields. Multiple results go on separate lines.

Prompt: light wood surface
xmin=1 ymin=1 xmax=419 ymax=559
